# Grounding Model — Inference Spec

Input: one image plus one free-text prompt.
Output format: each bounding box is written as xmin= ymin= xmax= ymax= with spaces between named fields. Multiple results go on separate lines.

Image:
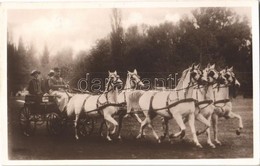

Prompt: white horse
xmin=136 ymin=64 xmax=205 ymax=148
xmin=211 ymin=66 xmax=243 ymax=145
xmin=66 ymin=71 xmax=123 ymax=140
xmin=98 ymin=69 xmax=145 ymax=139
xmin=189 ymin=64 xmax=225 ymax=148
xmin=118 ymin=69 xmax=144 ymax=122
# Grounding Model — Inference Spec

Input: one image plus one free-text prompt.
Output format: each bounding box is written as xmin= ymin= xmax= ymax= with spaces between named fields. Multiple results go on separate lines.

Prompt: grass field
xmin=8 ymin=96 xmax=253 ymax=159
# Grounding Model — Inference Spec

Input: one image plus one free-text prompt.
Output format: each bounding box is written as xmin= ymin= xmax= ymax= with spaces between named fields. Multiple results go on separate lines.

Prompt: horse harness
xmin=211 ymin=84 xmax=231 ymax=116
xmin=80 ymin=88 xmax=125 ymax=116
xmin=147 ymin=85 xmax=197 ymax=118
xmin=193 ymin=86 xmax=213 ymax=111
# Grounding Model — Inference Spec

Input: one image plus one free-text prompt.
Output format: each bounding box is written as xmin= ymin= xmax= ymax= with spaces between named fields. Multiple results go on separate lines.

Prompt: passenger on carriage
xmin=42 ymin=69 xmax=55 ymax=93
xmin=28 ymin=70 xmax=43 ymax=96
xmin=49 ymin=67 xmax=70 ymax=112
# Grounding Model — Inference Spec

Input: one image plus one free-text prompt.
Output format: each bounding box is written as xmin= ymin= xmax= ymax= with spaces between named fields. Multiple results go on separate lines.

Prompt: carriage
xmin=19 ymin=94 xmax=95 ymax=137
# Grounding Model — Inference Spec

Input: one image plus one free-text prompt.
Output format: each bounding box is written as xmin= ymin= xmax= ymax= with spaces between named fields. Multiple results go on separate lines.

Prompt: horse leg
xmin=188 ymin=113 xmax=202 ymax=148
xmin=160 ymin=117 xmax=170 ymax=141
xmin=103 ymin=114 xmax=118 ymax=141
xmin=74 ymin=114 xmax=79 ymax=140
xmin=170 ymin=113 xmax=186 ymax=138
xmin=104 ymin=120 xmax=112 ymax=141
xmin=98 ymin=119 xmax=105 ymax=137
xmin=145 ymin=112 xmax=160 ymax=143
xmin=195 ymin=113 xmax=210 ymax=135
xmin=227 ymin=111 xmax=243 ymax=135
xmin=205 ymin=115 xmax=215 ymax=148
xmin=134 ymin=113 xmax=143 ymax=123
xmin=136 ymin=116 xmax=150 ymax=139
xmin=212 ymin=113 xmax=221 ymax=145
xmin=117 ymin=112 xmax=125 ymax=140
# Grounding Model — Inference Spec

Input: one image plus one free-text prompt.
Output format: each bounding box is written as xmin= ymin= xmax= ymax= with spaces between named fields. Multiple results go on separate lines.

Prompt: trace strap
xmin=195 ymin=100 xmax=213 ymax=110
xmin=149 ymin=94 xmax=196 ymax=112
xmin=214 ymin=99 xmax=230 ymax=105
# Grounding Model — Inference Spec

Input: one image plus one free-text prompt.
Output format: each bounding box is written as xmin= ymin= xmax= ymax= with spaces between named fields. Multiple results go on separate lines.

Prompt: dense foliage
xmin=8 ymin=8 xmax=252 ymax=97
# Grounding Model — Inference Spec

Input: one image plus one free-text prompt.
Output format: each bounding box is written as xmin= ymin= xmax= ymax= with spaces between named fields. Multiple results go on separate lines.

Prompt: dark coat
xmin=28 ymin=78 xmax=42 ymax=95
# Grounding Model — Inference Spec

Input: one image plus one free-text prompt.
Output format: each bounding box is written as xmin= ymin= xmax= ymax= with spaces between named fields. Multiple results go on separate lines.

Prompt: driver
xmin=49 ymin=67 xmax=70 ymax=112
xmin=28 ymin=69 xmax=43 ymax=96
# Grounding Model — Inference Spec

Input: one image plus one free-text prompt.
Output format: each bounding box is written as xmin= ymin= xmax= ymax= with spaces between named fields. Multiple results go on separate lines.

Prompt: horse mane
xmin=124 ymin=74 xmax=131 ymax=89
xmin=175 ymin=68 xmax=190 ymax=90
xmin=105 ymin=77 xmax=111 ymax=92
xmin=229 ymin=79 xmax=237 ymax=98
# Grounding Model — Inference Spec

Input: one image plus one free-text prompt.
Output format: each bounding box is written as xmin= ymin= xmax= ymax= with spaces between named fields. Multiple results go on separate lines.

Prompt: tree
xmin=110 ymin=8 xmax=124 ymax=70
xmin=41 ymin=45 xmax=50 ymax=67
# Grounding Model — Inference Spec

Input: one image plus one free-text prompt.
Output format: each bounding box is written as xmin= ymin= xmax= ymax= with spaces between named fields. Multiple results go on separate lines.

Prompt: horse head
xmin=219 ymin=66 xmax=240 ymax=98
xmin=127 ymin=69 xmax=144 ymax=89
xmin=106 ymin=71 xmax=123 ymax=92
xmin=189 ymin=63 xmax=206 ymax=86
xmin=203 ymin=63 xmax=223 ymax=85
xmin=220 ymin=67 xmax=240 ymax=87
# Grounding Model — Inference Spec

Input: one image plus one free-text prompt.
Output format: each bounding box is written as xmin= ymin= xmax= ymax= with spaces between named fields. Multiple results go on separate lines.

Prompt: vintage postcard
xmin=0 ymin=0 xmax=259 ymax=165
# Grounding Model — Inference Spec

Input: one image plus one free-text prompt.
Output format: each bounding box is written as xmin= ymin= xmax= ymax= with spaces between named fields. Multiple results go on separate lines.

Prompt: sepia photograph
xmin=1 ymin=0 xmax=259 ymax=165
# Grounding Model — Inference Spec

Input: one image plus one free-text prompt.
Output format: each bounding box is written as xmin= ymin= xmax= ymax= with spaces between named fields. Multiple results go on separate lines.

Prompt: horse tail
xmin=66 ymin=95 xmax=75 ymax=116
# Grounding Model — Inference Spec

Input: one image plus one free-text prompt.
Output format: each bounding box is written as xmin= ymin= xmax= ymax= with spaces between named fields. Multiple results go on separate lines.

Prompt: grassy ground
xmin=8 ymin=96 xmax=253 ymax=159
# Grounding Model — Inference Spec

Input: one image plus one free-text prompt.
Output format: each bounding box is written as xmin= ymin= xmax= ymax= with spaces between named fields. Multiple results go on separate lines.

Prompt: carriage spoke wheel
xmin=19 ymin=106 xmax=36 ymax=136
xmin=77 ymin=115 xmax=94 ymax=138
xmin=47 ymin=113 xmax=62 ymax=135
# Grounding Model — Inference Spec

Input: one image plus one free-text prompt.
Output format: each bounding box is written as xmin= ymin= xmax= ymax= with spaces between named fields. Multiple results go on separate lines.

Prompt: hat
xmin=53 ymin=67 xmax=60 ymax=72
xmin=48 ymin=69 xmax=55 ymax=76
xmin=30 ymin=70 xmax=41 ymax=76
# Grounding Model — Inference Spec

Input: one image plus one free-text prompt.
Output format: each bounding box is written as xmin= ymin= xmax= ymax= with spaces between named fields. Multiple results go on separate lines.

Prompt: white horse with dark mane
xmin=211 ymin=66 xmax=243 ymax=145
xmin=134 ymin=64 xmax=205 ymax=147
xmin=66 ymin=71 xmax=123 ymax=140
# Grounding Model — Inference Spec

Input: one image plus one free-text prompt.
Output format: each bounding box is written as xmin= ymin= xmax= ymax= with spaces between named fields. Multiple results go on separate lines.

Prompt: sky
xmin=7 ymin=7 xmax=251 ymax=58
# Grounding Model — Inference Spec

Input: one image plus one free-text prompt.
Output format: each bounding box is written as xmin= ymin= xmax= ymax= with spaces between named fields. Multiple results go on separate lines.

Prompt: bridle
xmin=105 ymin=74 xmax=121 ymax=93
xmin=224 ymin=71 xmax=237 ymax=86
xmin=188 ymin=68 xmax=203 ymax=89
xmin=129 ymin=73 xmax=142 ymax=89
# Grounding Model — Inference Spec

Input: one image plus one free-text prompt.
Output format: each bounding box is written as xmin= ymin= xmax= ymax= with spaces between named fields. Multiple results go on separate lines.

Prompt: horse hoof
xmin=196 ymin=144 xmax=203 ymax=148
xmin=136 ymin=135 xmax=141 ymax=139
xmin=236 ymin=129 xmax=241 ymax=135
xmin=107 ymin=137 xmax=112 ymax=142
xmin=180 ymin=130 xmax=186 ymax=139
xmin=75 ymin=136 xmax=79 ymax=140
xmin=209 ymin=143 xmax=216 ymax=148
xmin=157 ymin=139 xmax=161 ymax=144
xmin=215 ymin=141 xmax=222 ymax=146
xmin=136 ymin=134 xmax=144 ymax=139
xmin=169 ymin=134 xmax=174 ymax=139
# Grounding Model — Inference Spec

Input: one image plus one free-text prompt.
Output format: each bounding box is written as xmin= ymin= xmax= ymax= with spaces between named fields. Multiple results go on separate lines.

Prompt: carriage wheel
xmin=19 ymin=106 xmax=36 ymax=136
xmin=46 ymin=112 xmax=62 ymax=135
xmin=77 ymin=114 xmax=94 ymax=138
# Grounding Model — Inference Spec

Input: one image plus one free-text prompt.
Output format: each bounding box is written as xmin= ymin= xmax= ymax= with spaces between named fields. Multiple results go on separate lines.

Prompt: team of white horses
xmin=64 ymin=63 xmax=243 ymax=148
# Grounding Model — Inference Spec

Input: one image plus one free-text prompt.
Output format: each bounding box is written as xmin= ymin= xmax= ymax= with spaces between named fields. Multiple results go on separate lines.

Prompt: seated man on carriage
xmin=28 ymin=69 xmax=43 ymax=96
xmin=41 ymin=69 xmax=55 ymax=94
xmin=49 ymin=67 xmax=70 ymax=112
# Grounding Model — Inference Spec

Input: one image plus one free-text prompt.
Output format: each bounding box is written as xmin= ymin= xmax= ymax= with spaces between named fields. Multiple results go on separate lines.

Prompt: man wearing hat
xmin=28 ymin=70 xmax=43 ymax=95
xmin=41 ymin=69 xmax=55 ymax=93
xmin=49 ymin=67 xmax=70 ymax=112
